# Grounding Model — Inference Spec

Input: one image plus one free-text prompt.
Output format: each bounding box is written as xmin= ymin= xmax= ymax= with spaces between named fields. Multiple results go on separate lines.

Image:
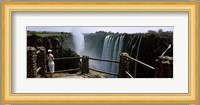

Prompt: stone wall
xmin=27 ymin=47 xmax=37 ymax=78
xmin=36 ymin=47 xmax=47 ymax=78
xmin=154 ymin=56 xmax=173 ymax=78
xmin=27 ymin=46 xmax=47 ymax=78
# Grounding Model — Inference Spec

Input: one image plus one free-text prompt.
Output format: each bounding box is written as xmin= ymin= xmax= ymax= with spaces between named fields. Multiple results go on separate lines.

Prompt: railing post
xmin=154 ymin=56 xmax=173 ymax=78
xmin=81 ymin=56 xmax=89 ymax=74
xmin=27 ymin=46 xmax=37 ymax=78
xmin=36 ymin=47 xmax=47 ymax=78
xmin=118 ymin=53 xmax=130 ymax=78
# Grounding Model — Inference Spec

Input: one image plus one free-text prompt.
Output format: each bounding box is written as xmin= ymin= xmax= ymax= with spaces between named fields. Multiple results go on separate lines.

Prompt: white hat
xmin=48 ymin=49 xmax=52 ymax=52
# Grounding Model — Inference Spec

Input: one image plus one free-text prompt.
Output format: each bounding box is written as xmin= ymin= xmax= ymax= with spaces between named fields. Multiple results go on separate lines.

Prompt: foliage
xmin=27 ymin=31 xmax=71 ymax=37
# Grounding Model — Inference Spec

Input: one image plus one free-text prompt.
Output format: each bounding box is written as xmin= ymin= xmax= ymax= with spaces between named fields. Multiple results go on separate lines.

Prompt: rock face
xmin=123 ymin=33 xmax=173 ymax=78
xmin=84 ymin=32 xmax=107 ymax=58
xmin=36 ymin=47 xmax=47 ymax=77
xmin=154 ymin=56 xmax=173 ymax=78
xmin=27 ymin=46 xmax=47 ymax=78
xmin=27 ymin=34 xmax=80 ymax=71
xmin=27 ymin=47 xmax=37 ymax=78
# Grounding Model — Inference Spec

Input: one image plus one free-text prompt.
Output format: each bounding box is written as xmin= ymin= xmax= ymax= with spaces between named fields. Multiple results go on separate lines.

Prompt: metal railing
xmin=88 ymin=57 xmax=119 ymax=76
xmin=51 ymin=56 xmax=120 ymax=76
xmin=125 ymin=71 xmax=134 ymax=78
xmin=36 ymin=67 xmax=41 ymax=73
xmin=118 ymin=52 xmax=155 ymax=78
xmin=47 ymin=52 xmax=155 ymax=78
xmin=89 ymin=68 xmax=118 ymax=76
xmin=54 ymin=57 xmax=81 ymax=60
xmin=46 ymin=68 xmax=80 ymax=74
xmin=89 ymin=57 xmax=119 ymax=63
xmin=126 ymin=55 xmax=155 ymax=70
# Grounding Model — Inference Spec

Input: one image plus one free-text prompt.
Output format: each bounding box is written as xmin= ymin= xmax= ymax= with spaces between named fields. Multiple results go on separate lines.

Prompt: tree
xmin=158 ymin=29 xmax=163 ymax=33
xmin=147 ymin=30 xmax=157 ymax=35
xmin=30 ymin=31 xmax=37 ymax=36
xmin=42 ymin=31 xmax=47 ymax=34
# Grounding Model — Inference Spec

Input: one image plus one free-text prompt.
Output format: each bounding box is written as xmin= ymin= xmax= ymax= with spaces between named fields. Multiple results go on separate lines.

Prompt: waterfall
xmin=101 ymin=35 xmax=124 ymax=77
xmin=68 ymin=31 xmax=173 ymax=78
xmin=134 ymin=36 xmax=142 ymax=78
xmin=111 ymin=36 xmax=119 ymax=72
xmin=101 ymin=35 xmax=111 ymax=71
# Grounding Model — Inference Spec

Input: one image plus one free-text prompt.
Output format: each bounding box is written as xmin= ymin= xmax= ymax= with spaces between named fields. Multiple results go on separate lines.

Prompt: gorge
xmin=27 ymin=30 xmax=173 ymax=78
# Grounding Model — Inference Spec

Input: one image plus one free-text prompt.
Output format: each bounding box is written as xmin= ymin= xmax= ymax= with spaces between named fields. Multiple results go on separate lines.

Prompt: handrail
xmin=89 ymin=57 xmax=119 ymax=63
xmin=89 ymin=68 xmax=118 ymax=76
xmin=54 ymin=57 xmax=81 ymax=60
xmin=36 ymin=67 xmax=41 ymax=73
xmin=126 ymin=55 xmax=155 ymax=70
xmin=53 ymin=56 xmax=119 ymax=63
xmin=125 ymin=71 xmax=134 ymax=78
xmin=46 ymin=54 xmax=154 ymax=79
xmin=46 ymin=68 xmax=80 ymax=74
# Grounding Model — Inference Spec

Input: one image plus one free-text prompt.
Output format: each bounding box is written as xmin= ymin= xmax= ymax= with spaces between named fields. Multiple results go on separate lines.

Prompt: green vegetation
xmin=27 ymin=31 xmax=71 ymax=37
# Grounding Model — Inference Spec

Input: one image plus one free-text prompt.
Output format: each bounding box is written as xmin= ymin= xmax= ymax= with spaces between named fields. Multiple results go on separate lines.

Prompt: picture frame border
xmin=2 ymin=1 xmax=198 ymax=104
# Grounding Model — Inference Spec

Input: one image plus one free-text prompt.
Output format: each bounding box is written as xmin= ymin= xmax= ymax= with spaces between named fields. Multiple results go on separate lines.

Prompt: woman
xmin=47 ymin=49 xmax=55 ymax=78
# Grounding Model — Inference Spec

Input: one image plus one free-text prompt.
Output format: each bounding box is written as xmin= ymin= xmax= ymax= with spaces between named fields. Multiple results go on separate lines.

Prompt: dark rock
xmin=123 ymin=33 xmax=173 ymax=78
xmin=27 ymin=34 xmax=80 ymax=72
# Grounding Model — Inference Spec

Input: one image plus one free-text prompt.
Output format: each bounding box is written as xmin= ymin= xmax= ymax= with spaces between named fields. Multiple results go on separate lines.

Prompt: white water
xmin=101 ymin=35 xmax=124 ymax=75
xmin=72 ymin=28 xmax=85 ymax=56
xmin=134 ymin=36 xmax=142 ymax=78
xmin=70 ymin=33 xmax=142 ymax=77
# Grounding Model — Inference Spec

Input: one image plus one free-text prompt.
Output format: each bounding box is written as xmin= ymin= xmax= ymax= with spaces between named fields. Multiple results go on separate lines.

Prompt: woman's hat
xmin=48 ymin=49 xmax=52 ymax=52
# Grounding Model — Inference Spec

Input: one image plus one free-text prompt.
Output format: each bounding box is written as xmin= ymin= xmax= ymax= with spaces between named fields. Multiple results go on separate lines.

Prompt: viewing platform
xmin=27 ymin=46 xmax=172 ymax=78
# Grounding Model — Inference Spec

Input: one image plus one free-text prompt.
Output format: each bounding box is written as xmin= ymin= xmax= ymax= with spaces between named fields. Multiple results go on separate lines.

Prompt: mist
xmin=71 ymin=28 xmax=85 ymax=56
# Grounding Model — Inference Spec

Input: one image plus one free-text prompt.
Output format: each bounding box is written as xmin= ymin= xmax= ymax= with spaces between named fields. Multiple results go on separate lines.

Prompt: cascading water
xmin=134 ymin=36 xmax=142 ymax=78
xmin=125 ymin=36 xmax=143 ymax=77
xmin=65 ymin=30 xmax=172 ymax=78
xmin=100 ymin=35 xmax=124 ymax=77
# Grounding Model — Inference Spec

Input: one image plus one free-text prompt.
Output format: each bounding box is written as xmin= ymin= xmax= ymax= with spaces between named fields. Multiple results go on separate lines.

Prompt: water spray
xmin=71 ymin=28 xmax=85 ymax=56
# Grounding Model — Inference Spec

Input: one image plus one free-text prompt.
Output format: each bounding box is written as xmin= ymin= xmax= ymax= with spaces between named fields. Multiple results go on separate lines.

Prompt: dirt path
xmin=49 ymin=70 xmax=107 ymax=78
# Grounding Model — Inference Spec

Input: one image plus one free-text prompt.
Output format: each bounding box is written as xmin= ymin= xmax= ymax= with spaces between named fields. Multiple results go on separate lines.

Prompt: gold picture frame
xmin=2 ymin=1 xmax=198 ymax=104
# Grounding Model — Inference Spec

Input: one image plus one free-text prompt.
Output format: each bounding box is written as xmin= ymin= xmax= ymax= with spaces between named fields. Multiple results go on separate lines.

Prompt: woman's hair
xmin=47 ymin=49 xmax=52 ymax=56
